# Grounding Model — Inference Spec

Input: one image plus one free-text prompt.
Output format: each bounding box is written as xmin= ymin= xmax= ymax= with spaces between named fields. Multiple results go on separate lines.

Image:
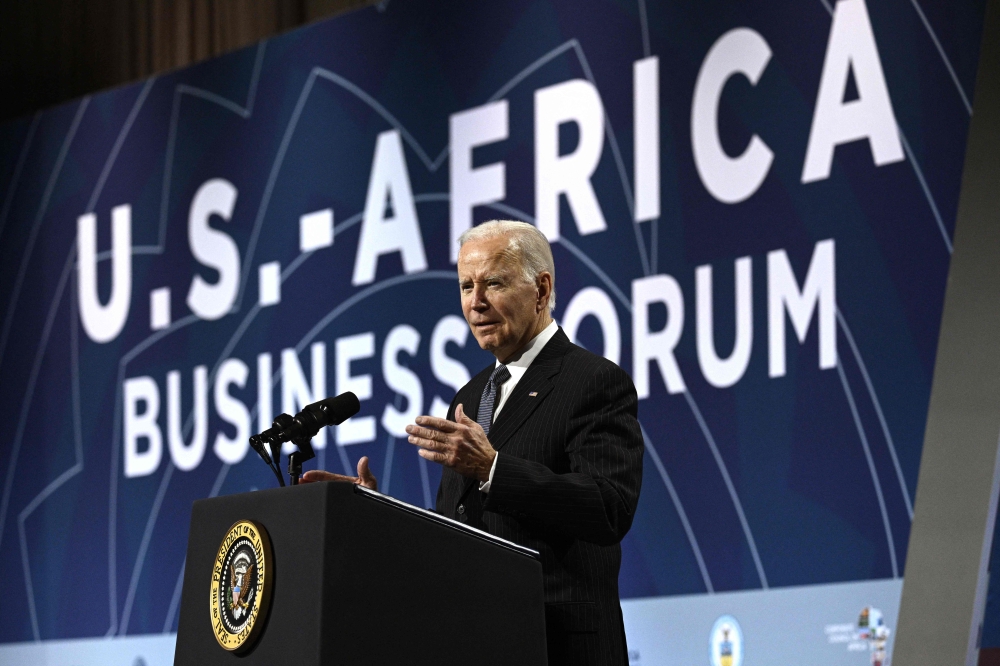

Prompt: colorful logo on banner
xmin=824 ymin=605 xmax=892 ymax=664
xmin=856 ymin=607 xmax=891 ymax=666
xmin=710 ymin=615 xmax=744 ymax=666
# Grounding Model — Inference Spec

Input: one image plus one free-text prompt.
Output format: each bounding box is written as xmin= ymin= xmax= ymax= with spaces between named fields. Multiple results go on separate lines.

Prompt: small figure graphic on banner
xmin=719 ymin=627 xmax=734 ymax=666
xmin=856 ymin=607 xmax=891 ymax=666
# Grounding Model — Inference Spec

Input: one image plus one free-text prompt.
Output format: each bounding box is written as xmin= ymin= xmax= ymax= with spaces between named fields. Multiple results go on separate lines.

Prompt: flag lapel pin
xmin=528 ymin=391 xmax=538 ymax=397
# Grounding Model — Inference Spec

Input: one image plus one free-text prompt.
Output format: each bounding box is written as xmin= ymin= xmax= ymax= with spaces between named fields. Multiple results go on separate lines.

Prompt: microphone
xmin=248 ymin=434 xmax=273 ymax=465
xmin=264 ymin=413 xmax=296 ymax=460
xmin=250 ymin=418 xmax=287 ymax=461
xmin=249 ymin=416 xmax=292 ymax=488
xmin=267 ymin=392 xmax=361 ymax=444
xmin=248 ymin=393 xmax=360 ymax=486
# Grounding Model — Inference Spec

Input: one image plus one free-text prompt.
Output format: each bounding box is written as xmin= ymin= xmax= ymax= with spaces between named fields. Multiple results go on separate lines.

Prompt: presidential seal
xmin=209 ymin=520 xmax=273 ymax=652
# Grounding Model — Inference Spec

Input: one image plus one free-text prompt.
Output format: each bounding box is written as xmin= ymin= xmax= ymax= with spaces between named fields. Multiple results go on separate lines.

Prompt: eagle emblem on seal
xmin=228 ymin=552 xmax=255 ymax=619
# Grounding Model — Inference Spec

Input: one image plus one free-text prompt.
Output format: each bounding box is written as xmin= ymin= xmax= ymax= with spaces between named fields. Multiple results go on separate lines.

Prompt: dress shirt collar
xmin=495 ymin=319 xmax=558 ymax=370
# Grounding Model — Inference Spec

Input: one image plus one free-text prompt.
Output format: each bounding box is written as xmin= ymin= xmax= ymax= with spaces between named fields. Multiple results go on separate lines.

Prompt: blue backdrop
xmin=0 ymin=0 xmax=985 ymax=660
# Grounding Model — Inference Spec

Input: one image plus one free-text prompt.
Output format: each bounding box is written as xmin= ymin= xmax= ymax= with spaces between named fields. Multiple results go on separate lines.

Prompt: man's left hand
xmin=300 ymin=456 xmax=378 ymax=490
xmin=406 ymin=404 xmax=496 ymax=482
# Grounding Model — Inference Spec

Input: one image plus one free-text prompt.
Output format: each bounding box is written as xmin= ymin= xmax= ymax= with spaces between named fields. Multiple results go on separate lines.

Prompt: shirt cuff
xmin=478 ymin=453 xmax=499 ymax=493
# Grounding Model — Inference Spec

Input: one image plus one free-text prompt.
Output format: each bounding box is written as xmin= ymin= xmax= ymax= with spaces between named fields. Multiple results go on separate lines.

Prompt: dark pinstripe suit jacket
xmin=437 ymin=328 xmax=643 ymax=666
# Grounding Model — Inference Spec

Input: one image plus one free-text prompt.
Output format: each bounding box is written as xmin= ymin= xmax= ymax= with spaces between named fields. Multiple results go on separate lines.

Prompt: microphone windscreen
xmin=317 ymin=392 xmax=360 ymax=425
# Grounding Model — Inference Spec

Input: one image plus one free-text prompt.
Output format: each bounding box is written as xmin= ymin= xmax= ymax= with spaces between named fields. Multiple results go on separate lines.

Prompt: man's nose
xmin=470 ymin=285 xmax=489 ymax=310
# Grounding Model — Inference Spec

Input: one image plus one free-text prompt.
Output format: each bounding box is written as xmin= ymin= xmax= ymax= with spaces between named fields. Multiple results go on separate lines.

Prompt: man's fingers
xmin=408 ymin=434 xmax=445 ymax=452
xmin=356 ymin=456 xmax=378 ymax=491
xmin=300 ymin=470 xmax=358 ymax=484
xmin=454 ymin=403 xmax=484 ymax=433
xmin=405 ymin=424 xmax=448 ymax=441
xmin=407 ymin=406 xmax=486 ymax=473
xmin=300 ymin=465 xmax=378 ymax=490
xmin=417 ymin=448 xmax=448 ymax=465
xmin=413 ymin=415 xmax=457 ymax=432
xmin=455 ymin=403 xmax=476 ymax=424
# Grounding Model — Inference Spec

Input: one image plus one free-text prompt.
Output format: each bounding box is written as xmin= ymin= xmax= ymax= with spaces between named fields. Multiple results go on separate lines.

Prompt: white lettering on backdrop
xmin=114 ymin=0 xmax=901 ymax=476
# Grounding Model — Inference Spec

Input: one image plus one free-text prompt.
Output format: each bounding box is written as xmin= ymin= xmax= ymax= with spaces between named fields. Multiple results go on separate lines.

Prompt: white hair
xmin=458 ymin=220 xmax=556 ymax=311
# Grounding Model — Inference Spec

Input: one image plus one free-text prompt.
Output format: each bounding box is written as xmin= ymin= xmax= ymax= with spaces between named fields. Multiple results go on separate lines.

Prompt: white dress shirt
xmin=479 ymin=320 xmax=559 ymax=493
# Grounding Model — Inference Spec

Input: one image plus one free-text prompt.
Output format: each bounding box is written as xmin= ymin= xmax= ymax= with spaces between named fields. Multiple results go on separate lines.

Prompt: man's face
xmin=458 ymin=235 xmax=542 ymax=361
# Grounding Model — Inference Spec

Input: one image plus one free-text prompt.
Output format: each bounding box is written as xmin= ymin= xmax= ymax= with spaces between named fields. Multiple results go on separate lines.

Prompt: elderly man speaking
xmin=303 ymin=220 xmax=643 ymax=666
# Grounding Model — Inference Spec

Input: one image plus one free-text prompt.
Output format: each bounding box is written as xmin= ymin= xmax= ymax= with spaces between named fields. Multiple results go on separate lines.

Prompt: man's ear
xmin=536 ymin=272 xmax=553 ymax=312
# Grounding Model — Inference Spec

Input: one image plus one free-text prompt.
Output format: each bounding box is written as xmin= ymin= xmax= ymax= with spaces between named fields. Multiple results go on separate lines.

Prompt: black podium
xmin=173 ymin=481 xmax=548 ymax=665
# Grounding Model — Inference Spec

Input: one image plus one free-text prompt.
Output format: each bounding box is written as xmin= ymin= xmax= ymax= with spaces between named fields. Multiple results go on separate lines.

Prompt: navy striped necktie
xmin=477 ymin=364 xmax=511 ymax=435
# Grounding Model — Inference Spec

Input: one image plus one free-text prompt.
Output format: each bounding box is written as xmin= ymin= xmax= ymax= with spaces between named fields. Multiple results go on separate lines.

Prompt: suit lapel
xmin=487 ymin=357 xmax=560 ymax=451
xmin=458 ymin=329 xmax=571 ymax=499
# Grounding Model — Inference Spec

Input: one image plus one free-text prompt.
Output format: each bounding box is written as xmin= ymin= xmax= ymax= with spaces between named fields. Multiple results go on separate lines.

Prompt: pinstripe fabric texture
xmin=477 ymin=364 xmax=510 ymax=435
xmin=437 ymin=329 xmax=643 ymax=666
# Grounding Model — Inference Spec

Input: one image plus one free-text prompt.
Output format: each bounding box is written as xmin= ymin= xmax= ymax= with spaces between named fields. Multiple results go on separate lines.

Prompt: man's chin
xmin=473 ymin=333 xmax=501 ymax=354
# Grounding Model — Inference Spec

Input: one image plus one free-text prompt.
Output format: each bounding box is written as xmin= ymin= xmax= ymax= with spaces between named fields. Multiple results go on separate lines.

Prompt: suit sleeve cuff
xmin=478 ymin=453 xmax=499 ymax=493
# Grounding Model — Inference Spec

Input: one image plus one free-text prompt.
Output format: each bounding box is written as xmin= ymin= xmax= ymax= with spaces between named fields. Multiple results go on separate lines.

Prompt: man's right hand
xmin=300 ymin=456 xmax=378 ymax=491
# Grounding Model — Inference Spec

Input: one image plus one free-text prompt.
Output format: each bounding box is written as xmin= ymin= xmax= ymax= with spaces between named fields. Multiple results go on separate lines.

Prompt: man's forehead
xmin=457 ymin=238 xmax=518 ymax=276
